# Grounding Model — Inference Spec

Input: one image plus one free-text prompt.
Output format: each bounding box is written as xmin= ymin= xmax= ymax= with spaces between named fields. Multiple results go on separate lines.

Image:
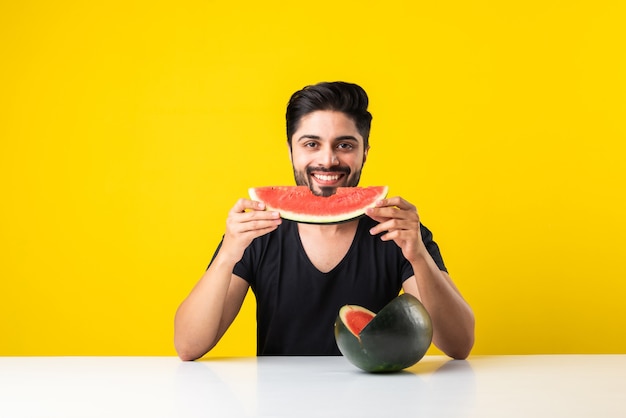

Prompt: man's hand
xmin=220 ymin=198 xmax=282 ymax=262
xmin=366 ymin=196 xmax=426 ymax=264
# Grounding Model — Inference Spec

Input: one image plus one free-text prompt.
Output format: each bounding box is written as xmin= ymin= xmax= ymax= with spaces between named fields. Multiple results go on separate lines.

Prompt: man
xmin=174 ymin=82 xmax=474 ymax=360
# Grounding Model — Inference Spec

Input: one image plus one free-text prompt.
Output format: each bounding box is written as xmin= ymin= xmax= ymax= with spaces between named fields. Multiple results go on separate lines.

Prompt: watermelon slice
xmin=248 ymin=185 xmax=388 ymax=224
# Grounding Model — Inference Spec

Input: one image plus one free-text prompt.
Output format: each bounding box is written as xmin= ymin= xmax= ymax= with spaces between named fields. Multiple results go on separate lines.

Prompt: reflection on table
xmin=1 ymin=355 xmax=624 ymax=417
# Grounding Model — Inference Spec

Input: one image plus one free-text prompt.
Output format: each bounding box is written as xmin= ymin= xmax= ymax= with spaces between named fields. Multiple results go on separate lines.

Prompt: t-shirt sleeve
xmin=421 ymin=224 xmax=448 ymax=273
xmin=208 ymin=236 xmax=256 ymax=286
xmin=232 ymin=252 xmax=253 ymax=285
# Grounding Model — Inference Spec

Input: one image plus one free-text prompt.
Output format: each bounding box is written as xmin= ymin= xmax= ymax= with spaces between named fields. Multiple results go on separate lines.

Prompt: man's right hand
xmin=220 ymin=198 xmax=282 ymax=262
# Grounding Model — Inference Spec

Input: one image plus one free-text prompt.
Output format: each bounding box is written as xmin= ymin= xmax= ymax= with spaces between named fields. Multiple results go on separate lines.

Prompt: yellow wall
xmin=2 ymin=1 xmax=625 ymax=356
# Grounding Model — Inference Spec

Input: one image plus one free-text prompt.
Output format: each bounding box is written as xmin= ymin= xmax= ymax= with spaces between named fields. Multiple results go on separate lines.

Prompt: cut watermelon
xmin=248 ymin=185 xmax=388 ymax=224
xmin=334 ymin=294 xmax=433 ymax=373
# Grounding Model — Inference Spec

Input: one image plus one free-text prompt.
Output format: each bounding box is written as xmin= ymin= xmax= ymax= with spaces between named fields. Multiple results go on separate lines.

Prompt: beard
xmin=293 ymin=165 xmax=363 ymax=197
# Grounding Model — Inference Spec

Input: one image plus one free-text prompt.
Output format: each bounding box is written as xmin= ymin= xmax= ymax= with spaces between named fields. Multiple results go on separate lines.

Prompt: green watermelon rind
xmin=334 ymin=294 xmax=433 ymax=373
xmin=248 ymin=186 xmax=388 ymax=224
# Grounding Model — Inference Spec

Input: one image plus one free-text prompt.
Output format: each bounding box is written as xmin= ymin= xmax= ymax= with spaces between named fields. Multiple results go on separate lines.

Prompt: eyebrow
xmin=296 ymin=135 xmax=321 ymax=142
xmin=296 ymin=135 xmax=360 ymax=142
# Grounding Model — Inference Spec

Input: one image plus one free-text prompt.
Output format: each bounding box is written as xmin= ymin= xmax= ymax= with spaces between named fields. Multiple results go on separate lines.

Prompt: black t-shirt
xmin=212 ymin=216 xmax=447 ymax=356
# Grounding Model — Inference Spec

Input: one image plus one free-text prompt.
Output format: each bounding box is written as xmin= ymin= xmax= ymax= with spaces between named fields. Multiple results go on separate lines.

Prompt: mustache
xmin=306 ymin=166 xmax=351 ymax=175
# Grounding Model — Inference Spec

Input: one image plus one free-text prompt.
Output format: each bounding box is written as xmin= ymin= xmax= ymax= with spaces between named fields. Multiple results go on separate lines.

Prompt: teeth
xmin=314 ymin=174 xmax=341 ymax=181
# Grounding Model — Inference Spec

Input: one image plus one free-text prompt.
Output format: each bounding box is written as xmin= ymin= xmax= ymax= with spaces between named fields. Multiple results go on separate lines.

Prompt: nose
xmin=321 ymin=147 xmax=339 ymax=167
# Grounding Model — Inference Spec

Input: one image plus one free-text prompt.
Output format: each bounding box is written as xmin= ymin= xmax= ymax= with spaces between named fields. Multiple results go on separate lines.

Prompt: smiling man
xmin=174 ymin=82 xmax=475 ymax=360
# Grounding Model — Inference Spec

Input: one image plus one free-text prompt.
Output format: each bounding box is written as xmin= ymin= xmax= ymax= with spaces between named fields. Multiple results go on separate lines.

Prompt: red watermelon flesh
xmin=248 ymin=186 xmax=388 ymax=224
xmin=342 ymin=306 xmax=376 ymax=338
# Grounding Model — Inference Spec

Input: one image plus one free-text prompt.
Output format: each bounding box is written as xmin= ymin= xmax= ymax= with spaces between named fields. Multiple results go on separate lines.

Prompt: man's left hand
xmin=366 ymin=196 xmax=426 ymax=264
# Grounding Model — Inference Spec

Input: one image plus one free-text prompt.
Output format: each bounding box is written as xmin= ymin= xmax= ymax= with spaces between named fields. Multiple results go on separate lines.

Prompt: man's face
xmin=289 ymin=110 xmax=369 ymax=197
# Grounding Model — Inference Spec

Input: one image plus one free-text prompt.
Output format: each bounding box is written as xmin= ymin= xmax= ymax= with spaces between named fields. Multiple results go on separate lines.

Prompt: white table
xmin=1 ymin=355 xmax=624 ymax=417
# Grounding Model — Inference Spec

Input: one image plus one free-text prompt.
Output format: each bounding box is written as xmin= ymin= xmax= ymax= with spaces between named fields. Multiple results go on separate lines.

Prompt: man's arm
xmin=366 ymin=197 xmax=475 ymax=359
xmin=174 ymin=199 xmax=281 ymax=361
xmin=174 ymin=267 xmax=249 ymax=361
xmin=402 ymin=268 xmax=474 ymax=359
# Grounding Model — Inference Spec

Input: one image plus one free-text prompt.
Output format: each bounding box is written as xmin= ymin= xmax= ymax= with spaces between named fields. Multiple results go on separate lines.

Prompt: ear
xmin=363 ymin=145 xmax=370 ymax=164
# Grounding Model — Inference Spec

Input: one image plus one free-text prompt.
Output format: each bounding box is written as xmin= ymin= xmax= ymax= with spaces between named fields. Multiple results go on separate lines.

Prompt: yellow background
xmin=1 ymin=1 xmax=625 ymax=356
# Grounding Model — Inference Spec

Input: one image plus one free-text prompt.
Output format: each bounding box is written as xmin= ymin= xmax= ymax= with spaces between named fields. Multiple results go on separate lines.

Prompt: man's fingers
xmin=368 ymin=218 xmax=402 ymax=236
xmin=375 ymin=196 xmax=416 ymax=211
xmin=367 ymin=206 xmax=408 ymax=221
xmin=239 ymin=217 xmax=282 ymax=233
xmin=230 ymin=198 xmax=266 ymax=214
xmin=228 ymin=211 xmax=281 ymax=232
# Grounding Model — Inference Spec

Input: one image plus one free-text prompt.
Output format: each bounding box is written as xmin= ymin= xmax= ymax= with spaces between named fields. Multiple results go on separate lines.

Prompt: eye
xmin=337 ymin=142 xmax=354 ymax=150
xmin=304 ymin=141 xmax=318 ymax=148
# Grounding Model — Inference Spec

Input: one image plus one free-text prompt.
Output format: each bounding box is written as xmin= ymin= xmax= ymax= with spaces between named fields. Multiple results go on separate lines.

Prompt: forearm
xmin=174 ymin=198 xmax=279 ymax=360
xmin=406 ymin=255 xmax=475 ymax=359
xmin=174 ymin=254 xmax=237 ymax=361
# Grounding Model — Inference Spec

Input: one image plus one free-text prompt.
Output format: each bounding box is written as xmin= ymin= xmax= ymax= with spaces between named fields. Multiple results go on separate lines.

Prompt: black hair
xmin=286 ymin=81 xmax=373 ymax=148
